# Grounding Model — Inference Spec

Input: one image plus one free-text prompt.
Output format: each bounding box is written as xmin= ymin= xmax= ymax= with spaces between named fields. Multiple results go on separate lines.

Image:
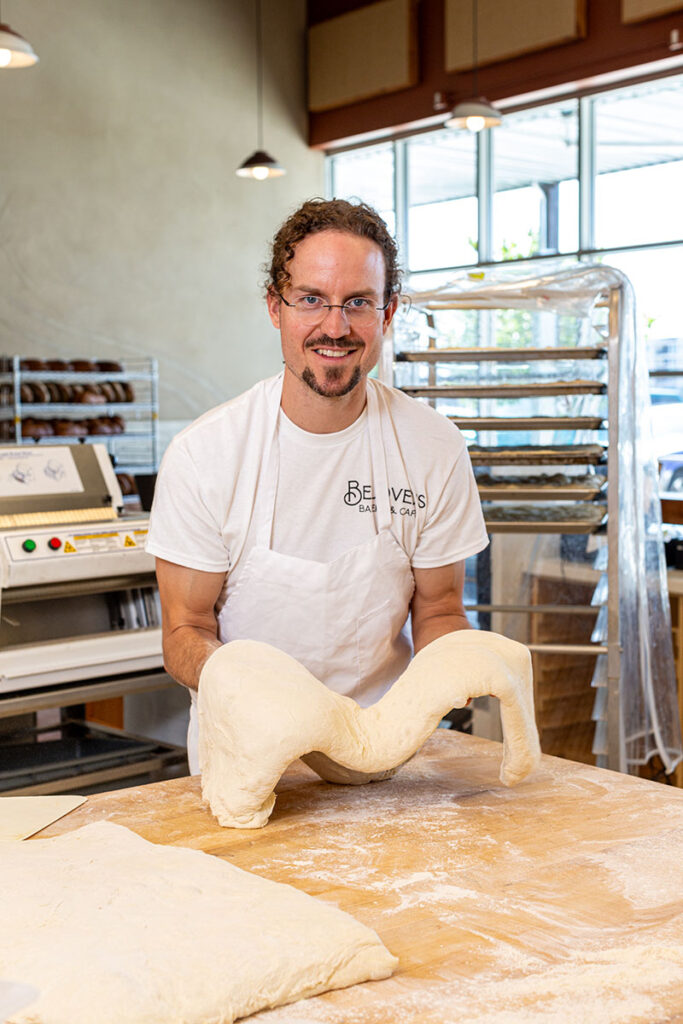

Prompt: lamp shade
xmin=0 ymin=23 xmax=38 ymax=68
xmin=445 ymin=98 xmax=501 ymax=133
xmin=235 ymin=150 xmax=286 ymax=181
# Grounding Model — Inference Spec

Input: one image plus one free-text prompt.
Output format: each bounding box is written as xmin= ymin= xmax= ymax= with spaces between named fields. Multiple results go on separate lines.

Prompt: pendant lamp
xmin=445 ymin=0 xmax=500 ymax=133
xmin=236 ymin=0 xmax=285 ymax=180
xmin=0 ymin=2 xmax=38 ymax=68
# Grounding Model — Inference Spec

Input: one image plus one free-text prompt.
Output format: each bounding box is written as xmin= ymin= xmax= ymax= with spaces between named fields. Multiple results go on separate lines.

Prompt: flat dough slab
xmin=199 ymin=629 xmax=541 ymax=829
xmin=0 ymin=795 xmax=86 ymax=841
xmin=1 ymin=821 xmax=397 ymax=1024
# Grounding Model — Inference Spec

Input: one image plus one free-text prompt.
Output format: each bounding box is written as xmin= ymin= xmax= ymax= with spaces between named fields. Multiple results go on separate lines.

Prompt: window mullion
xmin=477 ymin=127 xmax=493 ymax=264
xmin=579 ymin=95 xmax=596 ymax=253
xmin=394 ymin=138 xmax=409 ymax=276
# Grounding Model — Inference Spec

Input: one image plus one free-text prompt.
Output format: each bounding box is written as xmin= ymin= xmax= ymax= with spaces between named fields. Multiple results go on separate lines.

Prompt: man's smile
xmin=312 ymin=347 xmax=357 ymax=359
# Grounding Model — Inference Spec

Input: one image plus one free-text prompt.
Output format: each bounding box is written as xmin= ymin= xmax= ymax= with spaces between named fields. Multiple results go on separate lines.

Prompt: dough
xmin=0 ymin=795 xmax=85 ymax=841
xmin=1 ymin=821 xmax=397 ymax=1024
xmin=199 ymin=629 xmax=541 ymax=829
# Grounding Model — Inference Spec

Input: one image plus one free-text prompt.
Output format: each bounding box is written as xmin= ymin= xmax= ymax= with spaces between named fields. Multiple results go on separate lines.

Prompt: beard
xmin=302 ymin=364 xmax=362 ymax=398
xmin=300 ymin=334 xmax=364 ymax=398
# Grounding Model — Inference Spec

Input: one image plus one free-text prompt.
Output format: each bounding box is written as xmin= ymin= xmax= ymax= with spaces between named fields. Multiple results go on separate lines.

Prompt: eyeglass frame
xmin=275 ymin=291 xmax=393 ymax=321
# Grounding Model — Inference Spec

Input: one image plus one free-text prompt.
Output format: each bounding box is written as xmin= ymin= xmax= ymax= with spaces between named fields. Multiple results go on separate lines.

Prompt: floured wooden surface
xmin=40 ymin=732 xmax=683 ymax=1024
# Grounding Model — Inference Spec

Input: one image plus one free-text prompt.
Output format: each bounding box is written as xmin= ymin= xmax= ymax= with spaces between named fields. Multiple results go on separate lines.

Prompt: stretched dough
xmin=2 ymin=821 xmax=397 ymax=1024
xmin=199 ymin=630 xmax=541 ymax=829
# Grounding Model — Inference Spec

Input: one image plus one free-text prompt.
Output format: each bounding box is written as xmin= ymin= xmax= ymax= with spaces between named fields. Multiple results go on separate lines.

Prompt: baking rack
xmin=383 ymin=267 xmax=678 ymax=775
xmin=0 ymin=356 xmax=159 ymax=475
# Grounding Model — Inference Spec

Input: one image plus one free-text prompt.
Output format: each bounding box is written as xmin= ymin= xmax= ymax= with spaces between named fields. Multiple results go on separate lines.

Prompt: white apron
xmin=187 ymin=379 xmax=415 ymax=773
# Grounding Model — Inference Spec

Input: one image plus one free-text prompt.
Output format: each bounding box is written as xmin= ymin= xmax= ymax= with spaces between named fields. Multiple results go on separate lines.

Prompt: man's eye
xmin=345 ymin=298 xmax=372 ymax=310
xmin=300 ymin=295 xmax=324 ymax=308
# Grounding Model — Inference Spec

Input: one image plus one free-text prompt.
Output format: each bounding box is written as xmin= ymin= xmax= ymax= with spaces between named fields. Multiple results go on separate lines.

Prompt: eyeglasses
xmin=277 ymin=292 xmax=390 ymax=327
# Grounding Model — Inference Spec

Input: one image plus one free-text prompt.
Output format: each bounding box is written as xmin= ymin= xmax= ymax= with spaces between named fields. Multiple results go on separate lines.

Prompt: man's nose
xmin=321 ymin=304 xmax=352 ymax=336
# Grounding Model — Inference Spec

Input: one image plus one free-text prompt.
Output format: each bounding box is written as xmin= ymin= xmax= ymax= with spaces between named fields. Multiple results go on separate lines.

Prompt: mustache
xmin=305 ymin=334 xmax=361 ymax=351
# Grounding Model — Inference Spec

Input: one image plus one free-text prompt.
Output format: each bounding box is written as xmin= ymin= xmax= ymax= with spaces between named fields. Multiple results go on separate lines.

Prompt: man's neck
xmin=280 ymin=368 xmax=369 ymax=434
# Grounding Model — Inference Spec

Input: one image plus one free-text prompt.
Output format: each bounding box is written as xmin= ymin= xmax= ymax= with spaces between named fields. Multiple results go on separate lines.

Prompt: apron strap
xmin=254 ymin=374 xmax=284 ymax=550
xmin=366 ymin=381 xmax=392 ymax=533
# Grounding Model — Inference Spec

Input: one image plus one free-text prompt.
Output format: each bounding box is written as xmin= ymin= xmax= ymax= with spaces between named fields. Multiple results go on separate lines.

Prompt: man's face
xmin=267 ymin=229 xmax=397 ymax=400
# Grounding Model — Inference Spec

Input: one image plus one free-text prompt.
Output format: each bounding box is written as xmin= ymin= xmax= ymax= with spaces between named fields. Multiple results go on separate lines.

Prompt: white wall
xmin=0 ymin=0 xmax=324 ymax=420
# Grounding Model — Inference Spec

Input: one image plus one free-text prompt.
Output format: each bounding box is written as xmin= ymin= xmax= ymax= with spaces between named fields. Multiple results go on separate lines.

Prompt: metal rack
xmin=0 ymin=356 xmax=159 ymax=474
xmin=386 ymin=274 xmax=623 ymax=770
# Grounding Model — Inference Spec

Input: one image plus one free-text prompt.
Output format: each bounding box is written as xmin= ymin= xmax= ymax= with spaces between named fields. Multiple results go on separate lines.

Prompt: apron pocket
xmin=354 ymin=600 xmax=394 ymax=699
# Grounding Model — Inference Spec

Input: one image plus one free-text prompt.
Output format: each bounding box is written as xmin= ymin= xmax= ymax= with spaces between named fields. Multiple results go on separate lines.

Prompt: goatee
xmin=302 ymin=365 xmax=362 ymax=398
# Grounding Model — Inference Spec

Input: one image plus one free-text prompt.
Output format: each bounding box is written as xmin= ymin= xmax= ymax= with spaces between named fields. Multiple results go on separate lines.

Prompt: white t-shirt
xmin=146 ymin=375 xmax=488 ymax=577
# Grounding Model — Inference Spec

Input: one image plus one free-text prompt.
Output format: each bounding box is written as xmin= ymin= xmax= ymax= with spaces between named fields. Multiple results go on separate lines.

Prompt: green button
xmin=22 ymin=538 xmax=37 ymax=553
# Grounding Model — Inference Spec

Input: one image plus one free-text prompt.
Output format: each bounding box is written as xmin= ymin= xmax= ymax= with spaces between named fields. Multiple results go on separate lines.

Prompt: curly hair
xmin=265 ymin=198 xmax=402 ymax=303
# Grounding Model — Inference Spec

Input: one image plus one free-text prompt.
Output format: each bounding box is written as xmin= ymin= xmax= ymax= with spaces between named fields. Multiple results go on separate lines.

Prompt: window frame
xmin=325 ymin=71 xmax=683 ymax=281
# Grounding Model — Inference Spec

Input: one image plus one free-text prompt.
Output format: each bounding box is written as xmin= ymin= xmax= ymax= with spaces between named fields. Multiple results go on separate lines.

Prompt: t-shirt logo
xmin=344 ymin=480 xmax=426 ymax=516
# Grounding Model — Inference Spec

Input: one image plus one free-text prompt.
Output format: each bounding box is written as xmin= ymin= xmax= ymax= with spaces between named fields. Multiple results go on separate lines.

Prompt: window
xmin=328 ymin=143 xmax=395 ymax=236
xmin=406 ymin=129 xmax=478 ymax=271
xmin=492 ymin=100 xmax=579 ymax=259
xmin=594 ymin=79 xmax=683 ymax=249
xmin=602 ymin=244 xmax=683 ymax=460
xmin=326 ymin=71 xmax=683 ymax=477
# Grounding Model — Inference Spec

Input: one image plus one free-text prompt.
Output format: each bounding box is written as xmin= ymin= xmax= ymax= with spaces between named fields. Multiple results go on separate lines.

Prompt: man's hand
xmin=155 ymin=558 xmax=226 ymax=690
xmin=410 ymin=561 xmax=471 ymax=653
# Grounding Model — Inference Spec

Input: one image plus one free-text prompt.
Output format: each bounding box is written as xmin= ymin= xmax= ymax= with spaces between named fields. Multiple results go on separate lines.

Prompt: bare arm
xmin=410 ymin=561 xmax=472 ymax=654
xmin=155 ymin=558 xmax=226 ymax=691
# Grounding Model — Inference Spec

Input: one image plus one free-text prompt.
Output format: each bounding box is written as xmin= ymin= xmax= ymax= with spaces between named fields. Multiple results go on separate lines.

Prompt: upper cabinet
xmin=445 ymin=0 xmax=586 ymax=73
xmin=308 ymin=0 xmax=418 ymax=112
xmin=622 ymin=0 xmax=683 ymax=23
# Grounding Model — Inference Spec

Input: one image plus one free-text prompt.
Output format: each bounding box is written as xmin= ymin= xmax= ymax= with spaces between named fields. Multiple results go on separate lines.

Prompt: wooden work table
xmin=40 ymin=731 xmax=683 ymax=1023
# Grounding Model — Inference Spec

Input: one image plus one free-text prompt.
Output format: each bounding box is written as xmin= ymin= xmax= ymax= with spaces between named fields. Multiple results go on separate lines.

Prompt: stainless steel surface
xmin=397 ymin=274 xmax=625 ymax=773
xmin=483 ymin=501 xmax=607 ymax=534
xmin=0 ymin=441 xmax=171 ymax=786
xmin=607 ymin=285 xmax=623 ymax=774
xmin=527 ymin=643 xmax=608 ymax=655
xmin=466 ymin=603 xmax=600 ymax=614
xmin=2 ymin=574 xmax=157 ymax=605
xmin=401 ymin=381 xmax=606 ymax=399
xmin=479 ymin=485 xmax=603 ymax=500
xmin=397 ymin=346 xmax=607 ymax=363
xmin=485 ymin=518 xmax=606 ymax=534
xmin=3 ymin=753 xmax=185 ymax=796
xmin=0 ymin=671 xmax=173 ymax=719
xmin=476 ymin=473 xmax=606 ymax=501
xmin=470 ymin=444 xmax=607 ymax=465
xmin=449 ymin=416 xmax=605 ymax=430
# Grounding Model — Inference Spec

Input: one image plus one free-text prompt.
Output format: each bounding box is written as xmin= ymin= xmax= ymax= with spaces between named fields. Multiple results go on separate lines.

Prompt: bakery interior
xmin=2 ymin=2 xmax=683 ymax=1022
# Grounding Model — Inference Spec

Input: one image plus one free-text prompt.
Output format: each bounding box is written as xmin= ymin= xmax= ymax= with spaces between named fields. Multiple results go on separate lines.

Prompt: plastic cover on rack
xmin=398 ymin=265 xmax=682 ymax=776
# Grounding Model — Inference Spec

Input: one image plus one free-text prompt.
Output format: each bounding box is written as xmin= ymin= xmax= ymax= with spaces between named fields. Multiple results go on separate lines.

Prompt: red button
xmin=48 ymin=537 xmax=62 ymax=550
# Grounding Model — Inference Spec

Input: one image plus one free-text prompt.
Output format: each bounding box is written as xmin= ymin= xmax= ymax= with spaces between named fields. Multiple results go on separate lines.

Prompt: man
xmin=146 ymin=198 xmax=488 ymax=772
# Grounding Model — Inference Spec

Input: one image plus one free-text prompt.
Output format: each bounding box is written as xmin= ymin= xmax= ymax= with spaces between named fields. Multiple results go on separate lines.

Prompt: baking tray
xmin=401 ymin=380 xmax=606 ymax=399
xmin=469 ymin=443 xmax=607 ymax=466
xmin=0 ymin=721 xmax=185 ymax=792
xmin=449 ymin=416 xmax=605 ymax=431
xmin=396 ymin=346 xmax=607 ymax=363
xmin=483 ymin=502 xmax=607 ymax=534
xmin=476 ymin=472 xmax=607 ymax=501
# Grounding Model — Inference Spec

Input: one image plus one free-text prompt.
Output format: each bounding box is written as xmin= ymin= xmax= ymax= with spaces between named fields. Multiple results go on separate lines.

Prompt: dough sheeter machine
xmin=0 ymin=443 xmax=185 ymax=794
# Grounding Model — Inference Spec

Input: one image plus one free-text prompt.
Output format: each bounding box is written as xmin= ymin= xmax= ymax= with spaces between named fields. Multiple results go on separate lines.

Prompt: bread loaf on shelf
xmin=11 ymin=358 xmax=138 ymax=443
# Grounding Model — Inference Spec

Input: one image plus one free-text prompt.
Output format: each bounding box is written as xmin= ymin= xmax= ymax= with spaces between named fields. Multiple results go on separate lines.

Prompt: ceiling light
xmin=0 ymin=16 xmax=38 ymax=69
xmin=446 ymin=99 xmax=501 ymax=133
xmin=446 ymin=0 xmax=501 ymax=133
xmin=236 ymin=0 xmax=285 ymax=181
xmin=236 ymin=150 xmax=285 ymax=180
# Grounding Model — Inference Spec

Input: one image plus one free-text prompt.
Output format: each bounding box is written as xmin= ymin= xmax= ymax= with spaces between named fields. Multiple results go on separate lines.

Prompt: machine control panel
xmin=0 ymin=516 xmax=154 ymax=589
xmin=7 ymin=525 xmax=149 ymax=561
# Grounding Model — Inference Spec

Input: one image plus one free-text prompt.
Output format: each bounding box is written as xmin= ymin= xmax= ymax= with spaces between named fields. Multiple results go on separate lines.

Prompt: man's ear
xmin=382 ymin=293 xmax=400 ymax=333
xmin=266 ymin=288 xmax=282 ymax=329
